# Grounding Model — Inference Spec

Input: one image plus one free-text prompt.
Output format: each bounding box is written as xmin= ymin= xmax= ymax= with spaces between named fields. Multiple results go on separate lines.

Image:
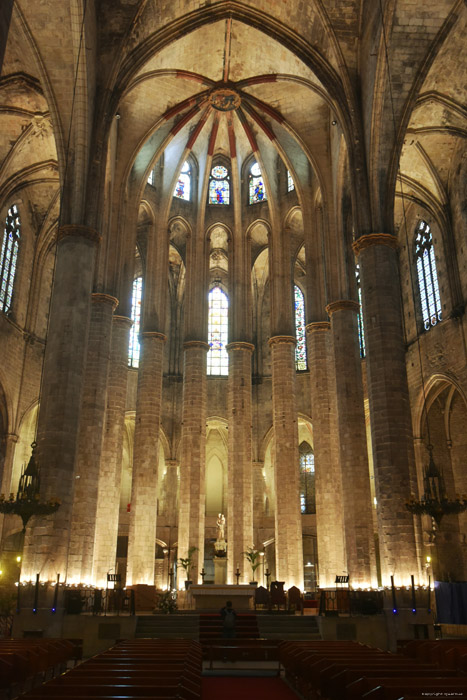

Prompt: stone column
xmin=91 ymin=314 xmax=132 ymax=587
xmin=22 ymin=225 xmax=99 ymax=582
xmin=269 ymin=335 xmax=304 ymax=588
xmin=353 ymin=234 xmax=419 ymax=584
xmin=162 ymin=459 xmax=179 ymax=522
xmin=126 ymin=331 xmax=166 ymax=586
xmin=0 ymin=433 xmax=18 ymax=539
xmin=306 ymin=322 xmax=346 ymax=588
xmin=252 ymin=460 xmax=265 ymax=533
xmin=326 ymin=300 xmax=376 ymax=586
xmin=177 ymin=341 xmax=208 ymax=587
xmin=67 ymin=293 xmax=117 ymax=584
xmin=226 ymin=342 xmax=254 ymax=584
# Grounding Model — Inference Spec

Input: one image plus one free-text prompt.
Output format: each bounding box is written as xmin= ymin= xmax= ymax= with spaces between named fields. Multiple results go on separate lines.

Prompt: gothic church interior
xmin=0 ymin=0 xmax=466 ymax=600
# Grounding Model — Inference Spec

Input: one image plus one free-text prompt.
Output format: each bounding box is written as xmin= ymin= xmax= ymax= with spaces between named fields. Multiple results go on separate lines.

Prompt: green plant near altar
xmin=243 ymin=546 xmax=261 ymax=581
xmin=178 ymin=546 xmax=198 ymax=581
xmin=157 ymin=589 xmax=177 ymax=614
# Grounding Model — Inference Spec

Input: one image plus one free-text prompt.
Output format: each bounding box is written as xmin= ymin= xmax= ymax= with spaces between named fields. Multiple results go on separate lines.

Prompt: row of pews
xmin=16 ymin=639 xmax=202 ymax=700
xmin=279 ymin=639 xmax=467 ymax=700
xmin=0 ymin=638 xmax=80 ymax=697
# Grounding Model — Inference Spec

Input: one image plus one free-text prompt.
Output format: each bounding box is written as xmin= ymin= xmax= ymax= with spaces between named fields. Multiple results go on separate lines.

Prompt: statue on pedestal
xmin=214 ymin=513 xmax=227 ymax=558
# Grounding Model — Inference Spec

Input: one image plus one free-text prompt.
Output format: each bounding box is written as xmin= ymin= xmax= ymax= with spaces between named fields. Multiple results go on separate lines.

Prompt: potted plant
xmin=243 ymin=546 xmax=261 ymax=584
xmin=178 ymin=546 xmax=198 ymax=589
xmin=156 ymin=589 xmax=178 ymax=614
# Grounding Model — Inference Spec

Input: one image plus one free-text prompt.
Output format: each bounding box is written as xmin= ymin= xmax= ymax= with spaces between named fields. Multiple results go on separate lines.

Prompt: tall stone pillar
xmin=226 ymin=342 xmax=254 ymax=584
xmin=162 ymin=459 xmax=179 ymax=522
xmin=269 ymin=336 xmax=304 ymax=588
xmin=22 ymin=225 xmax=99 ymax=582
xmin=252 ymin=460 xmax=265 ymax=533
xmin=326 ymin=301 xmax=376 ymax=586
xmin=91 ymin=314 xmax=132 ymax=587
xmin=353 ymin=234 xmax=419 ymax=584
xmin=0 ymin=433 xmax=18 ymax=539
xmin=126 ymin=331 xmax=166 ymax=586
xmin=67 ymin=293 xmax=117 ymax=583
xmin=306 ymin=322 xmax=346 ymax=588
xmin=178 ymin=341 xmax=208 ymax=586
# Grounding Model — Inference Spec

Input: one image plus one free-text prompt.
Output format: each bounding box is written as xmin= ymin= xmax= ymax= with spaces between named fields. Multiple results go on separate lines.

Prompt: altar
xmin=188 ymin=584 xmax=257 ymax=610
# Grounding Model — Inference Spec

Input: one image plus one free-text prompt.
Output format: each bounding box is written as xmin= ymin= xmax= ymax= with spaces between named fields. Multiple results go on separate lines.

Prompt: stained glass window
xmin=128 ymin=276 xmax=142 ymax=367
xmin=209 ymin=165 xmax=230 ymax=204
xmin=147 ymin=169 xmax=154 ymax=185
xmin=294 ymin=285 xmax=307 ymax=370
xmin=208 ymin=286 xmax=229 ymax=375
xmin=355 ymin=265 xmax=365 ymax=358
xmin=415 ymin=220 xmax=442 ymax=331
xmin=287 ymin=170 xmax=295 ymax=192
xmin=299 ymin=442 xmax=315 ymax=514
xmin=174 ymin=161 xmax=191 ymax=201
xmin=0 ymin=204 xmax=20 ymax=313
xmin=249 ymin=161 xmax=267 ymax=204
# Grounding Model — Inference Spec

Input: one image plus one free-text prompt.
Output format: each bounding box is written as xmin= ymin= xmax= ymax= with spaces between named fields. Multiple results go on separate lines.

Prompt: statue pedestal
xmin=214 ymin=556 xmax=227 ymax=584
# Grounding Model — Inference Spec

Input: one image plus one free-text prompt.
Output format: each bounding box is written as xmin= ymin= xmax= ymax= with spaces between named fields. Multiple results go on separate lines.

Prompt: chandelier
xmin=406 ymin=445 xmax=467 ymax=527
xmin=0 ymin=442 xmax=60 ymax=532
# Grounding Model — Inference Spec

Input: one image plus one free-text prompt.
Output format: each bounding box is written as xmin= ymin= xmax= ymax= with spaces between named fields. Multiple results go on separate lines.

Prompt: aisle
xmin=201 ymin=676 xmax=299 ymax=699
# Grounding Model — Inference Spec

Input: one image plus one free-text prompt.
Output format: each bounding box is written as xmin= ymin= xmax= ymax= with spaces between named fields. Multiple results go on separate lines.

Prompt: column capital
xmin=165 ymin=459 xmax=178 ymax=468
xmin=58 ymin=224 xmax=101 ymax=245
xmin=352 ymin=233 xmax=399 ymax=256
xmin=326 ymin=300 xmax=360 ymax=315
xmin=226 ymin=341 xmax=255 ymax=354
xmin=91 ymin=293 xmax=118 ymax=309
xmin=183 ymin=340 xmax=210 ymax=351
xmin=6 ymin=433 xmax=19 ymax=443
xmin=306 ymin=321 xmax=330 ymax=334
xmin=141 ymin=331 xmax=167 ymax=343
xmin=268 ymin=335 xmax=296 ymax=348
xmin=113 ymin=314 xmax=133 ymax=328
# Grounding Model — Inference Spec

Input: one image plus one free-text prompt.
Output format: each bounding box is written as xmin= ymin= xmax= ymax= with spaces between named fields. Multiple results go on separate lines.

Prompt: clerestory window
xmin=207 ymin=286 xmax=229 ymax=375
xmin=294 ymin=285 xmax=307 ymax=370
xmin=128 ymin=276 xmax=142 ymax=367
xmin=414 ymin=220 xmax=442 ymax=331
xmin=174 ymin=161 xmax=191 ymax=201
xmin=0 ymin=204 xmax=20 ymax=313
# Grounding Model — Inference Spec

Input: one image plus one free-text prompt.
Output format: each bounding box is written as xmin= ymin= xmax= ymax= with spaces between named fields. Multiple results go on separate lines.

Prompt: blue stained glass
xmin=249 ymin=162 xmax=267 ymax=204
xmin=209 ymin=179 xmax=229 ymax=204
xmin=294 ymin=285 xmax=307 ymax=370
xmin=0 ymin=204 xmax=20 ymax=313
xmin=128 ymin=277 xmax=142 ymax=367
xmin=208 ymin=286 xmax=229 ymax=376
xmin=287 ymin=170 xmax=294 ymax=192
xmin=174 ymin=162 xmax=191 ymax=200
xmin=414 ymin=221 xmax=442 ymax=331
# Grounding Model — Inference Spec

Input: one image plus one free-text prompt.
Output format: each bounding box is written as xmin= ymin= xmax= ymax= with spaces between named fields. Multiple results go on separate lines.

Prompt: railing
xmin=14 ymin=582 xmax=135 ymax=615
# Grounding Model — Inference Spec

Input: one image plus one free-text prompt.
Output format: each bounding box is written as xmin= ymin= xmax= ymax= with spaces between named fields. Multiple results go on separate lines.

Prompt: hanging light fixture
xmin=406 ymin=445 xmax=466 ymax=527
xmin=0 ymin=442 xmax=60 ymax=533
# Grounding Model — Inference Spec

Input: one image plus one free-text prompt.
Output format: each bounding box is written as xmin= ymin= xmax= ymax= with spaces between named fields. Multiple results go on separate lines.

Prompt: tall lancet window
xmin=249 ymin=161 xmax=267 ymax=204
xmin=294 ymin=285 xmax=307 ymax=370
xmin=415 ymin=220 xmax=442 ymax=331
xmin=299 ymin=442 xmax=315 ymax=514
xmin=355 ymin=265 xmax=365 ymax=358
xmin=208 ymin=286 xmax=229 ymax=375
xmin=174 ymin=161 xmax=191 ymax=201
xmin=209 ymin=165 xmax=230 ymax=204
xmin=287 ymin=170 xmax=295 ymax=192
xmin=0 ymin=204 xmax=20 ymax=313
xmin=128 ymin=276 xmax=142 ymax=367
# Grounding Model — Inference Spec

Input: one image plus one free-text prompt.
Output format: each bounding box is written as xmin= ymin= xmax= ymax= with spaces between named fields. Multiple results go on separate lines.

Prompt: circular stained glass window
xmin=250 ymin=161 xmax=261 ymax=177
xmin=212 ymin=165 xmax=228 ymax=179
